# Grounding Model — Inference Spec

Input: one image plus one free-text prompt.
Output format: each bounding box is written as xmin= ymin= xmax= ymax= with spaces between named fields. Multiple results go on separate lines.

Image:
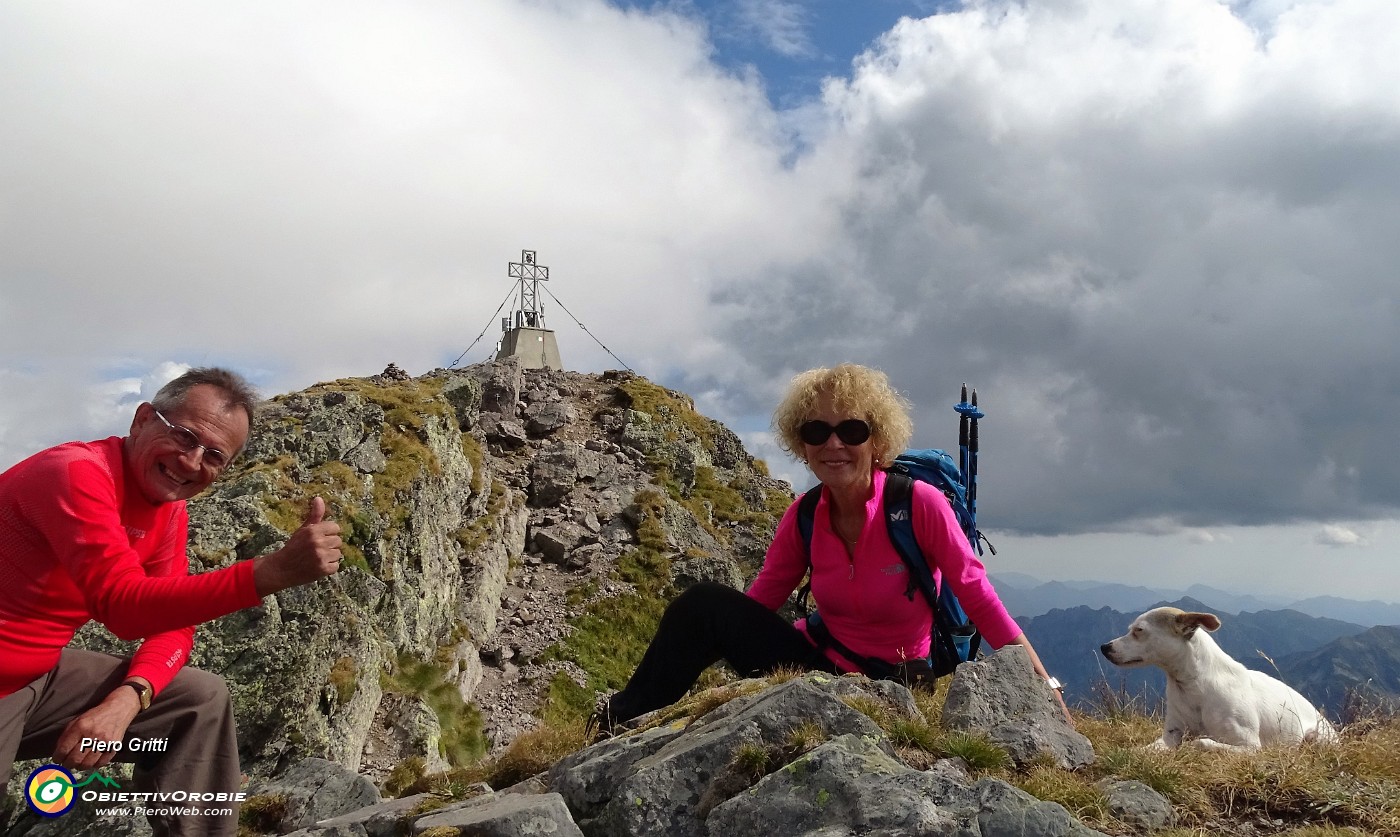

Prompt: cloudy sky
xmin=3 ymin=0 xmax=1398 ymax=604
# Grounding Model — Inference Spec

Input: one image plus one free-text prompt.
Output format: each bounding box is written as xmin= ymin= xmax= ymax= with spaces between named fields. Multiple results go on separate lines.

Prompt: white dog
xmin=1100 ymin=606 xmax=1339 ymax=751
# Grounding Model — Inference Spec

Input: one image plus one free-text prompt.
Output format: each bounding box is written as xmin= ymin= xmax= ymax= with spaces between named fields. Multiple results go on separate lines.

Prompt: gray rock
xmin=704 ymin=734 xmax=968 ymax=837
xmin=359 ymin=694 xmax=450 ymax=783
xmin=529 ymin=442 xmax=583 ymax=508
xmin=659 ymin=497 xmax=724 ymax=556
xmin=810 ymin=673 xmax=924 ymax=723
xmin=558 ymin=677 xmax=892 ymax=837
xmin=412 ymin=791 xmax=583 ymax=836
xmin=478 ymin=356 xmax=524 ymax=415
xmin=482 ymin=416 xmax=528 ymax=448
xmin=942 ymin=646 xmax=1095 ymax=769
xmin=575 ymin=510 xmax=602 ymax=533
xmin=297 ymin=792 xmax=439 ymax=837
xmin=967 ymin=778 xmax=1106 ymax=836
xmin=524 ymin=401 xmax=575 ymax=437
xmin=547 ymin=721 xmax=689 ymax=820
xmin=670 ymin=553 xmax=745 ymax=592
xmin=1100 ymin=779 xmax=1175 ymax=832
xmin=245 ymin=757 xmax=382 ymax=832
xmin=532 ymin=522 xmax=591 ymax=563
xmin=344 ymin=438 xmax=387 ymax=473
xmin=441 ymin=374 xmax=483 ymax=429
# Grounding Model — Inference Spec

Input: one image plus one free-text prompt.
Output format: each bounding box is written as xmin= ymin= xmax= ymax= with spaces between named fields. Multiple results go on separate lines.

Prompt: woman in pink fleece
xmin=595 ymin=364 xmax=1064 ymax=732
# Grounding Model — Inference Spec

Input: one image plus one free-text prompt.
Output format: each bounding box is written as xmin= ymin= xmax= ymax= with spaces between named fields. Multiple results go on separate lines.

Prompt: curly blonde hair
xmin=772 ymin=364 xmax=913 ymax=468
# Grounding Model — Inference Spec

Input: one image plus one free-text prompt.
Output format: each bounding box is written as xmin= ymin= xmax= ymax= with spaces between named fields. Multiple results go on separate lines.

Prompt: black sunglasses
xmin=799 ymin=419 xmax=871 ymax=446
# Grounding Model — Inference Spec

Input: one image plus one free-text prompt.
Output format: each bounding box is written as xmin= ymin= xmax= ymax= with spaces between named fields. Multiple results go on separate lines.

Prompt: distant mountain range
xmin=991 ymin=572 xmax=1400 ymax=627
xmin=1018 ymin=596 xmax=1400 ymax=719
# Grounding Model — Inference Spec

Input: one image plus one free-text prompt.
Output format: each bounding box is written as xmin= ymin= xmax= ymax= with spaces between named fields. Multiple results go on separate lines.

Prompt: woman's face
xmin=801 ymin=392 xmax=875 ymax=495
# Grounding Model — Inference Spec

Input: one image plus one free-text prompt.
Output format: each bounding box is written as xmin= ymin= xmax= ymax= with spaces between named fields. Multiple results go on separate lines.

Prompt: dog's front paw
xmin=1189 ymin=737 xmax=1252 ymax=752
xmin=1145 ymin=737 xmax=1172 ymax=751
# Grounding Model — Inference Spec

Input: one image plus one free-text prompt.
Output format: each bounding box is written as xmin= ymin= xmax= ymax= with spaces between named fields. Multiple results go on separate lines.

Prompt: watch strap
xmin=123 ymin=680 xmax=152 ymax=711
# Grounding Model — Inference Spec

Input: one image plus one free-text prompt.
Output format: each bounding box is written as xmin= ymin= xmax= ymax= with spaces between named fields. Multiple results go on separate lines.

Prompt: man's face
xmin=125 ymin=384 xmax=250 ymax=505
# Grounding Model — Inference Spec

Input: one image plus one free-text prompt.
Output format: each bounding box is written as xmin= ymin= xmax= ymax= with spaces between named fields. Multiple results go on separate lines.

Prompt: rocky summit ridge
xmin=2 ymin=359 xmax=1129 ymax=837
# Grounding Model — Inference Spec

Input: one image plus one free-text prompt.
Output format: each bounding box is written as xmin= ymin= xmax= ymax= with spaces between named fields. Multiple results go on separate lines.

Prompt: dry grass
xmin=400 ymin=719 xmax=588 ymax=799
xmin=1072 ymin=716 xmax=1400 ymax=835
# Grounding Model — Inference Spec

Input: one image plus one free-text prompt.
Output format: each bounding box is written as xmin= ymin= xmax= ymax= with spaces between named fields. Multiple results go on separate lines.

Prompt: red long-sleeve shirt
xmin=748 ymin=468 xmax=1021 ymax=672
xmin=0 ymin=437 xmax=260 ymax=697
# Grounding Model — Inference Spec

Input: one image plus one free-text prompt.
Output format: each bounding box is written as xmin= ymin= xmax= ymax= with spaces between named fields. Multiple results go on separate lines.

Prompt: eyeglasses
xmin=799 ymin=419 xmax=871 ymax=446
xmin=152 ymin=409 xmax=231 ymax=473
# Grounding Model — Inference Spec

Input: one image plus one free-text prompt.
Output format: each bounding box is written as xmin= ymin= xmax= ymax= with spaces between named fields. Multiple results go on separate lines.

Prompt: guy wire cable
xmin=448 ymin=283 xmax=520 ymax=369
xmin=540 ymin=284 xmax=634 ymax=372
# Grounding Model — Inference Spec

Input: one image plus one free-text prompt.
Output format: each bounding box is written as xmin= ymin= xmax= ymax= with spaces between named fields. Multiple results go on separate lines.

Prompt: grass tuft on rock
xmin=237 ymin=793 xmax=288 ymax=835
xmin=328 ymin=656 xmax=358 ymax=706
xmin=401 ymin=720 xmax=586 ymax=800
xmin=381 ymin=653 xmax=487 ymax=768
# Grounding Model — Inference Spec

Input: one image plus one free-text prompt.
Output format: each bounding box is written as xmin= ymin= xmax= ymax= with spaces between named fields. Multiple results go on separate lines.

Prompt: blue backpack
xmin=795 ymin=448 xmax=986 ymax=679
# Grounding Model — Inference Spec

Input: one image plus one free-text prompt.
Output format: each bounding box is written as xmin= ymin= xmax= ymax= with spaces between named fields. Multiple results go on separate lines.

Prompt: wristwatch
xmin=123 ymin=680 xmax=153 ymax=712
xmin=1044 ymin=677 xmax=1065 ymax=692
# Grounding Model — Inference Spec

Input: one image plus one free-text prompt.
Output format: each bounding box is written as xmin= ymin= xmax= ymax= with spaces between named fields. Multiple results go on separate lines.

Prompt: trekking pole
xmin=968 ymin=389 xmax=981 ymax=537
xmin=954 ymin=386 xmax=985 ymax=545
xmin=957 ymin=383 xmax=971 ymax=496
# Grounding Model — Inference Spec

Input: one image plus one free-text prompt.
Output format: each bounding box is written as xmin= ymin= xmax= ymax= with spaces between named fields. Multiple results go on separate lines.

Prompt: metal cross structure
xmin=495 ymin=249 xmax=563 ymax=370
xmin=505 ymin=249 xmax=549 ymax=331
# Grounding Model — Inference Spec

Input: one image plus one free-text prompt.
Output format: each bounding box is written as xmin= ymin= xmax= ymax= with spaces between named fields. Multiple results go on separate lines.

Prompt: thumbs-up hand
xmin=252 ymin=496 xmax=344 ymax=597
xmin=305 ymin=495 xmax=326 ymax=525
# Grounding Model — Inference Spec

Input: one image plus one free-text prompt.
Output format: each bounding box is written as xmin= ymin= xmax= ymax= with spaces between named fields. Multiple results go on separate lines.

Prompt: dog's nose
xmin=1099 ymin=643 xmax=1113 ymax=657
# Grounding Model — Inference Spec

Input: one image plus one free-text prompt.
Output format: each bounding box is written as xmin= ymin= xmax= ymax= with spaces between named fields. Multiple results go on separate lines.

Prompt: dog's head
xmin=1100 ymin=606 xmax=1222 ymax=668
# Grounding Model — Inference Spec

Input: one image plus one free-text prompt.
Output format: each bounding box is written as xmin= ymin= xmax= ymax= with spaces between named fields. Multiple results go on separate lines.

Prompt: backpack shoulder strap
xmin=881 ymin=473 xmax=939 ymax=607
xmin=796 ymin=484 xmax=822 ymax=558
xmin=883 ymin=472 xmax=971 ymax=675
xmin=793 ymin=485 xmax=822 ymax=610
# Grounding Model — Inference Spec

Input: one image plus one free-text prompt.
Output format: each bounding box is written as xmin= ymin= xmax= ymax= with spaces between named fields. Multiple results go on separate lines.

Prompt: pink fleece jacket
xmin=0 ymin=437 xmax=261 ymax=697
xmin=747 ymin=469 xmax=1021 ymax=673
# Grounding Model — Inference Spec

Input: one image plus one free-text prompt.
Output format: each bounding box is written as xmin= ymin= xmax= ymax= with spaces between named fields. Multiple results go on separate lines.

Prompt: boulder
xmin=524 ymin=401 xmax=575 ymax=437
xmin=283 ymin=793 xmax=439 ymax=837
xmin=244 ymin=758 xmax=382 ymax=833
xmin=411 ymin=792 xmax=583 ymax=836
xmin=942 ymin=646 xmax=1095 ymax=770
xmin=1100 ymin=779 xmax=1175 ymax=832
xmin=477 ymin=356 xmax=524 ymax=415
xmin=550 ymin=676 xmax=892 ymax=837
xmin=358 ymin=694 xmax=450 ymax=783
xmin=704 ymin=733 xmax=969 ymax=836
xmin=440 ymin=373 xmax=483 ymax=429
xmin=480 ymin=415 xmax=528 ymax=448
xmin=529 ymin=442 xmax=582 ymax=507
xmin=670 ymin=553 xmax=745 ymax=592
xmin=532 ymin=521 xmax=592 ymax=564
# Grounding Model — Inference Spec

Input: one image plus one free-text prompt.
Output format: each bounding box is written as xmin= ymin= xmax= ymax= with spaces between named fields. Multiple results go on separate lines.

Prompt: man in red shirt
xmin=0 ymin=367 xmax=343 ymax=836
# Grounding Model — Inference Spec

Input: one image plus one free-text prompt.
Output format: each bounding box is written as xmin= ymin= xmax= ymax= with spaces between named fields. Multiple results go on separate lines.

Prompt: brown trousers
xmin=1 ymin=648 xmax=241 ymax=837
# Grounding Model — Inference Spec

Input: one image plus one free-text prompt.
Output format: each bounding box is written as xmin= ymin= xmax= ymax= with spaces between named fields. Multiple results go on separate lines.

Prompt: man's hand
xmin=253 ymin=497 xmax=342 ymax=596
xmin=52 ymin=685 xmax=141 ymax=771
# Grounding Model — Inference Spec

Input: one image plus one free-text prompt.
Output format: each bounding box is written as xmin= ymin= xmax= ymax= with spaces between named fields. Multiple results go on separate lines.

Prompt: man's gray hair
xmin=151 ymin=367 xmax=260 ymax=428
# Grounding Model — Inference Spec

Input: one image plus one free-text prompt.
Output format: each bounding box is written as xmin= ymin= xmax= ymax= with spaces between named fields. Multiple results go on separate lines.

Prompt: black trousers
xmin=607 ymin=581 xmax=837 ymax=724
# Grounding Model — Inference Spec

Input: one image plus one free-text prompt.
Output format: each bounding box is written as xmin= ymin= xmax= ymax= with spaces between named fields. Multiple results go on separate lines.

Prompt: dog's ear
xmin=1176 ymin=611 xmax=1222 ymax=637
